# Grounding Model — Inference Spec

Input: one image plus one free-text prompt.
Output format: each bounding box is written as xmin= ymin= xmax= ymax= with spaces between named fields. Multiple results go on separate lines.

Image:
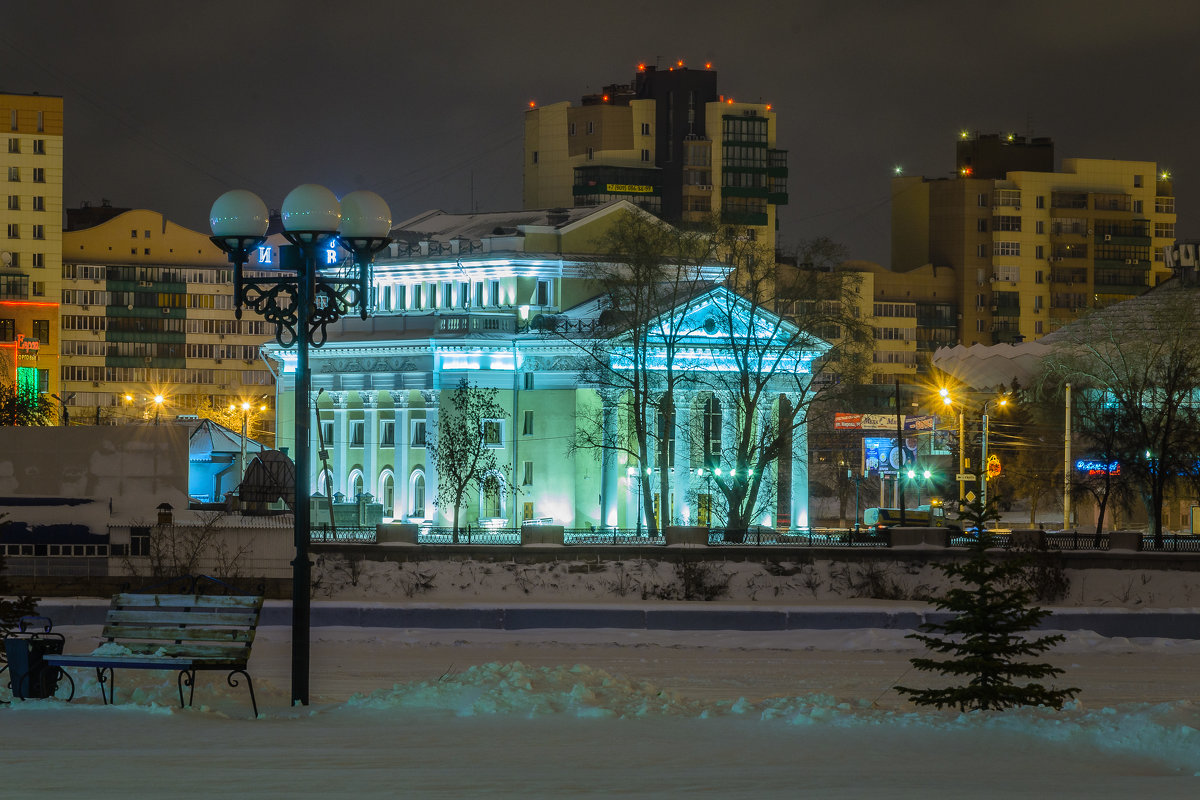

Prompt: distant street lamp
xmin=209 ymin=185 xmax=392 ymax=706
xmin=939 ymin=387 xmax=966 ymax=503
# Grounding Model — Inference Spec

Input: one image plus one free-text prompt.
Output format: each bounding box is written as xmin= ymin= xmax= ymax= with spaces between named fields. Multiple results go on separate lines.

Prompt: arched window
xmin=379 ymin=470 xmax=395 ymax=517
xmin=409 ymin=469 xmax=426 ymax=518
xmin=348 ymin=470 xmax=365 ymax=499
xmin=317 ymin=469 xmax=334 ymax=497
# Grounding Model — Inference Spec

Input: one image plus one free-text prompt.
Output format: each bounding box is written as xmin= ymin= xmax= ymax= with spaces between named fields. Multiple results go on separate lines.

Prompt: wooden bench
xmin=45 ymin=582 xmax=264 ymax=717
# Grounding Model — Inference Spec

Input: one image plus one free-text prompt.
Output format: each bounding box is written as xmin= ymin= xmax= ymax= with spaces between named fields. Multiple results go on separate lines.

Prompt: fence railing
xmin=304 ymin=524 xmax=1200 ymax=553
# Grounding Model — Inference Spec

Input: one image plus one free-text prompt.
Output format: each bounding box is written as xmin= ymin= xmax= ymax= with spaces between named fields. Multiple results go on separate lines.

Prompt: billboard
xmin=863 ymin=436 xmax=918 ymax=475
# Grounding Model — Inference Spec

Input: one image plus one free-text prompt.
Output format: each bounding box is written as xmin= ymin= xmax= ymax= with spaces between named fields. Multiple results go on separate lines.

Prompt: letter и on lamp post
xmin=209 ymin=185 xmax=392 ymax=706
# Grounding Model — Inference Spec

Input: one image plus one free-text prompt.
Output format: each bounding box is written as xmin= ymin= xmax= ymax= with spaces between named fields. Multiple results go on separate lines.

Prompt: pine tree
xmin=896 ymin=497 xmax=1079 ymax=711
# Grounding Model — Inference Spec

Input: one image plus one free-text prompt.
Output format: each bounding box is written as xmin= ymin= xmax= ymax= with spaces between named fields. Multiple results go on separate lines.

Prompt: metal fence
xmin=305 ymin=524 xmax=1200 ymax=553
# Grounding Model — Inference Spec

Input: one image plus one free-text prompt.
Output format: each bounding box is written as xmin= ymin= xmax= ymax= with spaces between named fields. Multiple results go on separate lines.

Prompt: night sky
xmin=4 ymin=0 xmax=1198 ymax=264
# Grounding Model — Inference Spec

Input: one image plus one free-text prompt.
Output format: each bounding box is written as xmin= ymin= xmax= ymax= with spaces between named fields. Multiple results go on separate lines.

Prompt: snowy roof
xmin=391 ymin=203 xmax=617 ymax=243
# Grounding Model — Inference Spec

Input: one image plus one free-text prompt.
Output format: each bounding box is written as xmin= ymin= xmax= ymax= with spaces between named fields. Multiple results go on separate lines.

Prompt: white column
xmin=600 ymin=389 xmax=619 ymax=529
xmin=787 ymin=393 xmax=809 ymax=530
xmin=394 ymin=392 xmax=409 ymax=520
xmin=328 ymin=391 xmax=349 ymax=499
xmin=672 ymin=391 xmax=691 ymax=525
xmin=421 ymin=389 xmax=440 ymax=524
xmin=361 ymin=390 xmax=379 ymax=501
xmin=758 ymin=397 xmax=776 ymax=527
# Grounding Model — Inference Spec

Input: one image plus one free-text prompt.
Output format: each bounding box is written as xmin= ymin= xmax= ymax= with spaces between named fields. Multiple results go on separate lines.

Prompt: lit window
xmin=380 ymin=420 xmax=395 ymax=447
xmin=411 ymin=420 xmax=427 ymax=448
xmin=350 ymin=420 xmax=364 ymax=447
xmin=32 ymin=139 xmax=44 ymax=154
xmin=483 ymin=419 xmax=503 ymax=447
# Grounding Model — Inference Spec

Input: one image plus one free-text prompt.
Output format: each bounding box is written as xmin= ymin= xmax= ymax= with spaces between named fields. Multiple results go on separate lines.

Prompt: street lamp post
xmin=980 ymin=396 xmax=1008 ymax=511
xmin=209 ymin=185 xmax=391 ymax=706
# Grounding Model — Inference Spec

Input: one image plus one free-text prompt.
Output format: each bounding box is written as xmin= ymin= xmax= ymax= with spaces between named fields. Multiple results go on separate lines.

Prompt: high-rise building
xmin=60 ymin=209 xmax=275 ymax=438
xmin=0 ymin=91 xmax=63 ymax=398
xmin=892 ymin=133 xmax=1177 ymax=346
xmin=524 ymin=62 xmax=788 ymax=249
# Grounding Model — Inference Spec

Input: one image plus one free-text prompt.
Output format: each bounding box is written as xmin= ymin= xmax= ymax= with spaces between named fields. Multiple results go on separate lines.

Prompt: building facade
xmin=263 ymin=202 xmax=819 ymax=531
xmin=59 ymin=209 xmax=275 ymax=435
xmin=524 ymin=63 xmax=788 ymax=250
xmin=0 ymin=91 xmax=63 ymax=398
xmin=892 ymin=133 xmax=1177 ymax=347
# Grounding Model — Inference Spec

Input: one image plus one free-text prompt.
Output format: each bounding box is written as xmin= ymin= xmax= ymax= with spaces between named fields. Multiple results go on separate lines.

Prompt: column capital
xmin=359 ymin=390 xmax=379 ymax=409
xmin=419 ymin=389 xmax=440 ymax=407
xmin=327 ymin=391 xmax=349 ymax=409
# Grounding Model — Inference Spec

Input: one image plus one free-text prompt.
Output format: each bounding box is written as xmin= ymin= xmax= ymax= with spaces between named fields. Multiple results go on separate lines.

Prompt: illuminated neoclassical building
xmin=262 ymin=201 xmax=821 ymax=530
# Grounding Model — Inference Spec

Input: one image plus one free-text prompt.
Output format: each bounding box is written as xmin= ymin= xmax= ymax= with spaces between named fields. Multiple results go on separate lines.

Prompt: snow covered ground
xmin=4 ymin=623 xmax=1200 ymax=796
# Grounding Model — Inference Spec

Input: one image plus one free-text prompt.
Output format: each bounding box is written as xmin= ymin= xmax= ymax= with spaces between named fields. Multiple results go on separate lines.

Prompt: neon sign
xmin=1076 ymin=459 xmax=1120 ymax=476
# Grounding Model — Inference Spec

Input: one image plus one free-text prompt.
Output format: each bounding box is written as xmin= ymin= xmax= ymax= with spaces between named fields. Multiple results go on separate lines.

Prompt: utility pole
xmin=1064 ymin=383 xmax=1071 ymax=531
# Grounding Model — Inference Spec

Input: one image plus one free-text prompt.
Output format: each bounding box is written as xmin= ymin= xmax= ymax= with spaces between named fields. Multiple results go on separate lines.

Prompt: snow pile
xmin=340 ymin=659 xmax=1200 ymax=773
xmin=314 ymin=553 xmax=1200 ymax=608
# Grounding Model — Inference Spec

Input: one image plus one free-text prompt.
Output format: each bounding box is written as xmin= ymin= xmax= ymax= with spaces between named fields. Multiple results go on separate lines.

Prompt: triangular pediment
xmin=609 ymin=286 xmax=831 ymax=374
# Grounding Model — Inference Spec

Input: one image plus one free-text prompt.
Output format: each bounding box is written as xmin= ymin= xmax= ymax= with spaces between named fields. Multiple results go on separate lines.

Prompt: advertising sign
xmin=863 ymin=436 xmax=917 ymax=475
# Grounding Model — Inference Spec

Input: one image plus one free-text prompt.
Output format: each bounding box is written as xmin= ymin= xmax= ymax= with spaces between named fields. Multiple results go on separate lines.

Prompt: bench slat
xmin=111 ymin=593 xmax=263 ymax=610
xmin=105 ymin=609 xmax=259 ymax=627
xmin=101 ymin=625 xmax=256 ymax=643
xmin=117 ymin=643 xmax=249 ymax=660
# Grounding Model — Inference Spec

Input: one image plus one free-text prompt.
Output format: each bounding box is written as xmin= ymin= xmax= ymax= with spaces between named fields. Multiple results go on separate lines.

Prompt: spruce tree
xmin=896 ymin=497 xmax=1078 ymax=711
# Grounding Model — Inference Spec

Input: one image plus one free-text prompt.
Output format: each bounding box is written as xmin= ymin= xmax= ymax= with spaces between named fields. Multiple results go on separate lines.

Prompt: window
xmin=1035 ymin=220 xmax=1044 ymax=235
xmin=31 ymin=225 xmax=44 ymax=240
xmin=6 ymin=195 xmax=16 ymax=210
xmin=31 ymin=253 xmax=42 ymax=268
xmin=350 ymin=420 xmax=364 ymax=447
xmin=36 ymin=112 xmax=43 ymax=132
xmin=413 ymin=284 xmax=422 ymax=308
xmin=32 ymin=168 xmax=43 ymax=183
xmin=976 ymin=244 xmax=988 ymax=257
xmin=0 ymin=319 xmax=14 ymax=341
xmin=522 ymin=409 xmax=533 ymax=435
xmin=1156 ymin=196 xmax=1175 ymax=213
xmin=32 ymin=196 xmax=43 ymax=211
xmin=977 ymin=193 xmax=987 ymax=207
xmin=535 ymin=279 xmax=550 ymax=306
xmin=994 ymin=265 xmax=1019 ymax=282
xmin=586 ymin=147 xmax=594 ymax=160
xmin=1133 ymin=199 xmax=1143 ymax=214
xmin=6 ymin=138 xmax=17 ymax=153
xmin=586 ymin=121 xmax=594 ymax=135
xmin=32 ymin=139 xmax=44 ymax=155
xmin=131 ymin=229 xmax=138 ymax=238
xmin=640 ymin=149 xmax=650 ymax=162
xmin=7 ymin=167 xmax=17 ymax=182
xmin=350 ymin=471 xmax=364 ymax=499
xmin=993 ymin=241 xmax=1020 ymax=257
xmin=474 ymin=282 xmax=484 ymax=308
xmin=380 ymin=420 xmax=395 ymax=447
xmin=6 ymin=223 xmax=17 ymax=239
xmin=1036 ymin=195 xmax=1045 ymax=209
xmin=320 ymin=421 xmax=334 ymax=446
xmin=411 ymin=420 xmax=427 ymax=448
xmin=32 ymin=319 xmax=49 ymax=343
xmin=483 ymin=419 xmax=503 ymax=447
xmin=994 ymin=215 xmax=1021 ymax=232
xmin=31 ymin=282 xmax=44 ymax=297
xmin=1035 ymin=320 xmax=1044 ymax=334
xmin=1034 ymin=295 xmax=1043 ymax=311
xmin=568 ymin=122 xmax=576 ymax=136
xmin=460 ymin=281 xmax=469 ymax=307
xmin=641 ymin=122 xmax=650 ymax=135
xmin=489 ymin=280 xmax=499 ymax=306
xmin=1035 ymin=270 xmax=1044 ymax=284
xmin=702 ymin=396 xmax=722 ymax=463
xmin=1035 ymin=245 xmax=1044 ymax=260
xmin=521 ymin=461 xmax=533 ymax=486
xmin=977 ymin=219 xmax=987 ymax=232
xmin=442 ymin=282 xmax=453 ymax=308
xmin=380 ymin=473 xmax=394 ymax=513
xmin=1156 ymin=222 xmax=1176 ymax=239
xmin=481 ymin=473 xmax=502 ymax=518
xmin=1134 ymin=174 xmax=1143 ymax=188
xmin=410 ymin=470 xmax=424 ymax=520
xmin=531 ymin=151 xmax=538 ymax=165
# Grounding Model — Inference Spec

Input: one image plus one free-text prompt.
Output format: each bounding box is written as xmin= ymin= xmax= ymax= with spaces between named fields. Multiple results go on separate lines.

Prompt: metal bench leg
xmin=96 ymin=666 xmax=114 ymax=704
xmin=178 ymin=669 xmax=196 ymax=709
xmin=56 ymin=668 xmax=75 ymax=702
xmin=227 ymin=669 xmax=258 ymax=719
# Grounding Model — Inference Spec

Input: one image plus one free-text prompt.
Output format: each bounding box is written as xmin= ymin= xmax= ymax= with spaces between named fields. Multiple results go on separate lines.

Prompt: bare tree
xmin=563 ymin=208 xmax=717 ymax=534
xmin=429 ymin=378 xmax=509 ymax=541
xmin=1038 ymin=287 xmax=1200 ymax=547
xmin=691 ymin=230 xmax=872 ymax=536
